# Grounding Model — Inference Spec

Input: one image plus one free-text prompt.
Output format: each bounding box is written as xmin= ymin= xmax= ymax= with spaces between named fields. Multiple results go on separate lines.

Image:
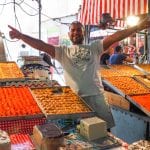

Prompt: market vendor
xmin=8 ymin=17 xmax=150 ymax=130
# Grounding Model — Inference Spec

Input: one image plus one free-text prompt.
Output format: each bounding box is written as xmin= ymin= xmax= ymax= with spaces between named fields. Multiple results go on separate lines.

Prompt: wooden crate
xmin=104 ymin=91 xmax=130 ymax=111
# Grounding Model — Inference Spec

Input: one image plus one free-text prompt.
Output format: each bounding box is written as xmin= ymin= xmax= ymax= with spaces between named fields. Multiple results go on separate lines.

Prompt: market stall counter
xmin=1 ymin=122 xmax=129 ymax=150
xmin=99 ymin=64 xmax=150 ymax=143
xmin=0 ymin=61 xmax=136 ymax=149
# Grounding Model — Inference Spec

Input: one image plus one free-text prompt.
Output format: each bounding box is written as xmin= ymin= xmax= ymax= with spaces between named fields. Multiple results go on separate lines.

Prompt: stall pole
xmin=34 ymin=0 xmax=42 ymax=55
xmin=147 ymin=0 xmax=150 ymax=63
xmin=39 ymin=0 xmax=42 ymax=55
xmin=38 ymin=0 xmax=42 ymax=41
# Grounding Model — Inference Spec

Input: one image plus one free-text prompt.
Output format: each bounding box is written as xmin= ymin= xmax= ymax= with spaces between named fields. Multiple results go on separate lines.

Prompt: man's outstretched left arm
xmin=103 ymin=17 xmax=150 ymax=51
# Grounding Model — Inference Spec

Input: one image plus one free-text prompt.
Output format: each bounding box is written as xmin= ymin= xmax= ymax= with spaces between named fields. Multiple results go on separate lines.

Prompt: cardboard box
xmin=80 ymin=117 xmax=107 ymax=141
xmin=105 ymin=91 xmax=130 ymax=110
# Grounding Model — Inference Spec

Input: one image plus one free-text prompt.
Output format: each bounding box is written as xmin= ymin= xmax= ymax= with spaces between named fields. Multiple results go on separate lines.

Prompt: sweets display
xmin=0 ymin=62 xmax=24 ymax=80
xmin=0 ymin=86 xmax=42 ymax=117
xmin=31 ymin=87 xmax=92 ymax=115
xmin=104 ymin=76 xmax=150 ymax=95
xmin=99 ymin=67 xmax=121 ymax=78
xmin=109 ymin=65 xmax=143 ymax=76
xmin=0 ymin=130 xmax=11 ymax=150
xmin=131 ymin=94 xmax=150 ymax=112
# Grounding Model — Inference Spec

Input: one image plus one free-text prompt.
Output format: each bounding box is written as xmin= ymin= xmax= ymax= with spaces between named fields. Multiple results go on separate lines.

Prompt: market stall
xmin=0 ymin=61 xmax=130 ymax=150
xmin=99 ymin=64 xmax=150 ymax=143
xmin=79 ymin=0 xmax=150 ymax=61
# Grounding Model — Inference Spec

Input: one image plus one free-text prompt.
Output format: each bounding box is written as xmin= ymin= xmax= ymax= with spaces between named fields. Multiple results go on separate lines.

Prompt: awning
xmin=79 ymin=0 xmax=148 ymax=27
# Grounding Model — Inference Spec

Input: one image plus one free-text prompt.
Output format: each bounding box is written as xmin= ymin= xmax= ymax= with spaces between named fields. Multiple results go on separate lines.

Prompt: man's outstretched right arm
xmin=8 ymin=25 xmax=55 ymax=58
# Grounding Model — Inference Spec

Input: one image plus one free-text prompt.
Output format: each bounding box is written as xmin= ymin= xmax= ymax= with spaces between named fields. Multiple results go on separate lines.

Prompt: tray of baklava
xmin=126 ymin=94 xmax=150 ymax=117
xmin=0 ymin=61 xmax=25 ymax=82
xmin=103 ymin=76 xmax=150 ymax=97
xmin=99 ymin=65 xmax=123 ymax=78
xmin=109 ymin=64 xmax=144 ymax=76
xmin=30 ymin=86 xmax=95 ymax=119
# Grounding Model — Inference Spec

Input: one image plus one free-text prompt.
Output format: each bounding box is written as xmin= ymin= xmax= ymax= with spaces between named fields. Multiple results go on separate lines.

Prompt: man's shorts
xmin=81 ymin=92 xmax=115 ymax=129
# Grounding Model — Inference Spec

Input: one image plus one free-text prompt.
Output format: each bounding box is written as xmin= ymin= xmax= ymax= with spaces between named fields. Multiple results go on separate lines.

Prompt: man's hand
xmin=8 ymin=25 xmax=22 ymax=39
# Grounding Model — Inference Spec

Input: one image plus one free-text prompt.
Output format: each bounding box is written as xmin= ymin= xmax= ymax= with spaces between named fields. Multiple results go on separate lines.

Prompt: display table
xmin=59 ymin=132 xmax=128 ymax=150
xmin=128 ymin=140 xmax=150 ymax=150
xmin=10 ymin=132 xmax=128 ymax=150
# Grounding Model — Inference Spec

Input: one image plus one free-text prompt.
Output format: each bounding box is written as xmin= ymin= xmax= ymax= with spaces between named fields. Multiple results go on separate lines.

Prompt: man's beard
xmin=71 ymin=36 xmax=84 ymax=44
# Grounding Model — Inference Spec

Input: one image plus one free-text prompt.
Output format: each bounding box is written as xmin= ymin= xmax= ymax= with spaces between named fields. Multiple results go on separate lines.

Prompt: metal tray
xmin=0 ymin=77 xmax=25 ymax=82
xmin=125 ymin=95 xmax=150 ymax=117
xmin=30 ymin=86 xmax=95 ymax=120
xmin=134 ymin=64 xmax=150 ymax=75
xmin=102 ymin=80 xmax=126 ymax=97
xmin=45 ymin=112 xmax=95 ymax=120
xmin=0 ymin=61 xmax=25 ymax=82
xmin=2 ymin=79 xmax=58 ymax=88
xmin=0 ymin=113 xmax=45 ymax=121
xmin=133 ymin=75 xmax=150 ymax=89
xmin=103 ymin=76 xmax=150 ymax=96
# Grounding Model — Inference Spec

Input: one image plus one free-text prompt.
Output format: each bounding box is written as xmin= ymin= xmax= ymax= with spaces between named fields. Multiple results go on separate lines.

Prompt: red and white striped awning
xmin=79 ymin=0 xmax=148 ymax=27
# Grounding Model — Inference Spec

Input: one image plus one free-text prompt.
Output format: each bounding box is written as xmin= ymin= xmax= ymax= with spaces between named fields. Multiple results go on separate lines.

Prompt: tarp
xmin=79 ymin=0 xmax=148 ymax=27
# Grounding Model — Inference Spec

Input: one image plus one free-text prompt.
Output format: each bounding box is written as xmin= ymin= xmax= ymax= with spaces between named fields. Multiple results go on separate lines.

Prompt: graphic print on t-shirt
xmin=71 ymin=47 xmax=91 ymax=69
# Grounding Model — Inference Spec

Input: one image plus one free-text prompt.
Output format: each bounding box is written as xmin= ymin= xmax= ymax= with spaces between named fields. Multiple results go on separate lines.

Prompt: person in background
xmin=128 ymin=44 xmax=136 ymax=58
xmin=123 ymin=46 xmax=130 ymax=57
xmin=100 ymin=47 xmax=114 ymax=65
xmin=8 ymin=17 xmax=150 ymax=130
xmin=138 ymin=44 xmax=144 ymax=56
xmin=109 ymin=45 xmax=133 ymax=65
xmin=138 ymin=43 xmax=145 ymax=63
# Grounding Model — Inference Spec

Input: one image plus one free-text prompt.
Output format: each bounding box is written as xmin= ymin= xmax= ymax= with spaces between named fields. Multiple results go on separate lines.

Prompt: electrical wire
xmin=13 ymin=0 xmax=22 ymax=32
xmin=0 ymin=0 xmax=39 ymax=16
xmin=0 ymin=0 xmax=23 ymax=5
xmin=16 ymin=0 xmax=39 ymax=16
xmin=0 ymin=0 xmax=76 ymax=26
xmin=0 ymin=0 xmax=6 ymax=15
xmin=0 ymin=0 xmax=68 ymax=84
xmin=17 ymin=0 xmax=75 ymax=26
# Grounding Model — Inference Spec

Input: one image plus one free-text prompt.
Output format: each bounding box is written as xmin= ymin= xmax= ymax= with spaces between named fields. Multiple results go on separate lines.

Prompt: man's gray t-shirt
xmin=55 ymin=40 xmax=103 ymax=97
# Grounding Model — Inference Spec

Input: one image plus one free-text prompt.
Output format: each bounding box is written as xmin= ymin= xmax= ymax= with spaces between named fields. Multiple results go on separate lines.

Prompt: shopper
xmin=8 ymin=17 xmax=150 ymax=129
xmin=109 ymin=45 xmax=133 ymax=65
xmin=100 ymin=47 xmax=114 ymax=65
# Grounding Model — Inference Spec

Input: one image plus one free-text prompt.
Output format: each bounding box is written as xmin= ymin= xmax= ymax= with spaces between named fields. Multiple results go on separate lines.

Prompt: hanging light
xmin=126 ymin=16 xmax=140 ymax=27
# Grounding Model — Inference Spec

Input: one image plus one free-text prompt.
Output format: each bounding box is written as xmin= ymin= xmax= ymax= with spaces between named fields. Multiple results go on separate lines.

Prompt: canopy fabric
xmin=79 ymin=0 xmax=148 ymax=26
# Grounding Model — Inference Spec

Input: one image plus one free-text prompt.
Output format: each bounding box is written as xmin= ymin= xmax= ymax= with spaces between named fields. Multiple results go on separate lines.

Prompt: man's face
xmin=68 ymin=23 xmax=84 ymax=45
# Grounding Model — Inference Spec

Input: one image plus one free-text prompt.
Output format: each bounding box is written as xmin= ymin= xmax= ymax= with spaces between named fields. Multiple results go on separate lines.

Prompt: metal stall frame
xmin=111 ymin=106 xmax=150 ymax=144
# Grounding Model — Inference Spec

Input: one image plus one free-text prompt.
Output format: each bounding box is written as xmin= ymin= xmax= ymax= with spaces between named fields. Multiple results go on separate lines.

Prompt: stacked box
xmin=105 ymin=91 xmax=130 ymax=110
